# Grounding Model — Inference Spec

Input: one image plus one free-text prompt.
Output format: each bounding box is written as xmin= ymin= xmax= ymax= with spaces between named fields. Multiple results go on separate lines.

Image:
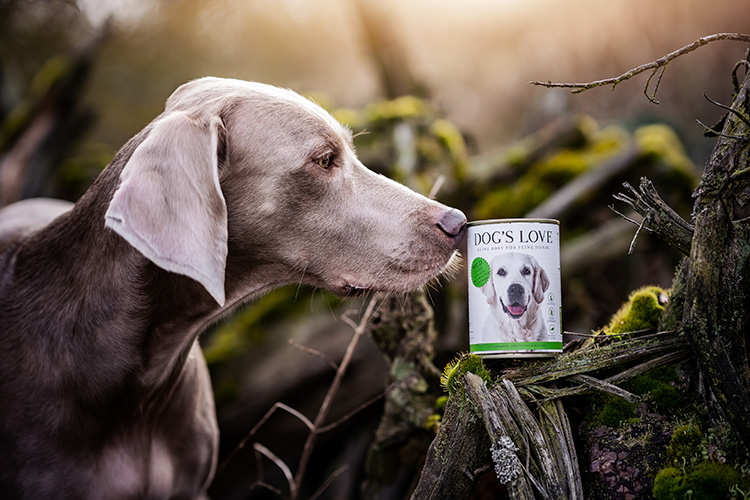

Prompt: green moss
xmin=635 ymin=124 xmax=696 ymax=180
xmin=624 ymin=365 xmax=681 ymax=414
xmin=364 ymin=96 xmax=429 ymax=124
xmin=440 ymin=353 xmax=493 ymax=395
xmin=430 ymin=118 xmax=470 ymax=180
xmin=667 ymin=423 xmax=702 ymax=465
xmin=653 ymin=420 xmax=750 ymax=499
xmin=604 ymin=286 xmax=669 ymax=337
xmin=594 ymin=395 xmax=637 ymax=427
xmin=654 ymin=461 xmax=749 ymax=500
xmin=586 ymin=364 xmax=685 ymax=428
xmin=474 ymin=123 xmax=628 ymax=220
xmin=690 ymin=461 xmax=747 ymax=498
xmin=653 ymin=467 xmax=689 ymax=500
xmin=424 ymin=414 xmax=442 ymax=433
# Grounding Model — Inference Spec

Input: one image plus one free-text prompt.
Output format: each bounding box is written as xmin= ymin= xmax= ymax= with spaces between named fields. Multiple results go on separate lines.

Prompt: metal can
xmin=467 ymin=219 xmax=562 ymax=358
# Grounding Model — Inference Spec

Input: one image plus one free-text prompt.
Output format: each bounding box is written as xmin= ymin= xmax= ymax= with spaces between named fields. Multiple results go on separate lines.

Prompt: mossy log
xmin=410 ymin=332 xmax=690 ymax=499
xmin=408 ymin=389 xmax=490 ymax=499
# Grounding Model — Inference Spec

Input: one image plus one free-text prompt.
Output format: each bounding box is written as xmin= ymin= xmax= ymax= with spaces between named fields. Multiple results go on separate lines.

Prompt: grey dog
xmin=0 ymin=77 xmax=466 ymax=499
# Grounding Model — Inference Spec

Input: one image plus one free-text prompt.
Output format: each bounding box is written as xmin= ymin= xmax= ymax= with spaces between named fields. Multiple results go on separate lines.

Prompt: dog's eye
xmin=316 ymin=155 xmax=332 ymax=170
xmin=497 ymin=268 xmax=507 ymax=277
xmin=522 ymin=266 xmax=531 ymax=276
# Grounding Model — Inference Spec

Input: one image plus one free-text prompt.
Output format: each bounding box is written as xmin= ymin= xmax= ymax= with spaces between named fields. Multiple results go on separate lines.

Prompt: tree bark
xmin=409 ymin=389 xmax=490 ymax=500
xmin=679 ymin=59 xmax=750 ymax=451
xmin=616 ymin=53 xmax=750 ymax=451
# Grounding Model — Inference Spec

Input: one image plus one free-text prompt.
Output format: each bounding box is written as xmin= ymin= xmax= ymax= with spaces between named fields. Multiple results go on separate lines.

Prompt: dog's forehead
xmin=167 ymin=77 xmax=348 ymax=140
xmin=492 ymin=253 xmax=533 ymax=267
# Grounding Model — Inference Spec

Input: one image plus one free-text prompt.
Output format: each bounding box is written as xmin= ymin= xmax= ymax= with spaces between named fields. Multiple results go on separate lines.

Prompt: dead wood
xmin=613 ymin=177 xmax=694 ymax=256
xmin=411 ymin=331 xmax=690 ymax=499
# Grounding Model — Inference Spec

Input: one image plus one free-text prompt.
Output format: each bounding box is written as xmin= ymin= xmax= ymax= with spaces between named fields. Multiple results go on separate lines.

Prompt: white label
xmin=467 ymin=221 xmax=562 ymax=355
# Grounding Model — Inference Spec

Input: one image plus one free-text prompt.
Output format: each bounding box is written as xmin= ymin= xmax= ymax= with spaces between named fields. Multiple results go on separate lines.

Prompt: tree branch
xmin=529 ymin=33 xmax=750 ymax=104
xmin=613 ymin=177 xmax=695 ymax=255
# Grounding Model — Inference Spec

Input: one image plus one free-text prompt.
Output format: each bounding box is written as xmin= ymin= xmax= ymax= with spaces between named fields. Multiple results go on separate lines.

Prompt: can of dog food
xmin=467 ymin=219 xmax=562 ymax=358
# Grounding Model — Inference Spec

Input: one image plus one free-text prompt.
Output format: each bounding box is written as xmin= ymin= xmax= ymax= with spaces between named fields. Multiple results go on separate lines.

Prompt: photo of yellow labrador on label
xmin=467 ymin=219 xmax=562 ymax=358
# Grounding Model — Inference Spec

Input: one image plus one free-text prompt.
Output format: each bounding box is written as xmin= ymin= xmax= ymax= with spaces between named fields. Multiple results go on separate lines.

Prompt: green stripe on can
xmin=470 ymin=342 xmax=563 ymax=352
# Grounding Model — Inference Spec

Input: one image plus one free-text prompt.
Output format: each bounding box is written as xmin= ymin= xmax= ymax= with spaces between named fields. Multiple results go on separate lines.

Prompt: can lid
xmin=468 ymin=218 xmax=560 ymax=226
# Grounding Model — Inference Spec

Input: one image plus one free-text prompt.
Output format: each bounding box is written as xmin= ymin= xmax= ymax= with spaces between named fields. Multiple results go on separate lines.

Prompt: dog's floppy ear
xmin=105 ymin=111 xmax=228 ymax=306
xmin=481 ymin=265 xmax=497 ymax=305
xmin=532 ymin=262 xmax=550 ymax=304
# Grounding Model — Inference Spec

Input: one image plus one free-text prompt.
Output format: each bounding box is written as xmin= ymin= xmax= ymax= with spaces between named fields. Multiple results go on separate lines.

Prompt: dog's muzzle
xmin=502 ymin=283 xmax=528 ymax=318
xmin=500 ymin=298 xmax=527 ymax=319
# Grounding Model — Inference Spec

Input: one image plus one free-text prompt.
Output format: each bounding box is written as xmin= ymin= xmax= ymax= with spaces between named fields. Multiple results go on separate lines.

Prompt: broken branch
xmin=613 ymin=177 xmax=695 ymax=255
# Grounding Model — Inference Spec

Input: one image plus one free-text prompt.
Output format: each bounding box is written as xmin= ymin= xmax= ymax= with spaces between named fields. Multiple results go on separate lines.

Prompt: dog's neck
xmin=6 ymin=177 xmax=226 ymax=416
xmin=20 ymin=208 xmax=214 ymax=392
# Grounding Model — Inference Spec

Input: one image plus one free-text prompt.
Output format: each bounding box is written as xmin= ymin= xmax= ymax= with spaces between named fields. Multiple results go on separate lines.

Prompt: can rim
xmin=468 ymin=218 xmax=559 ymax=226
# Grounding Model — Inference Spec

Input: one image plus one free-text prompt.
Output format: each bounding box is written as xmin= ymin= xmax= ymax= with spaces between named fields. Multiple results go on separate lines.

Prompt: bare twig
xmin=218 ymin=295 xmax=382 ymax=499
xmin=292 ymin=294 xmax=381 ymax=499
xmin=428 ymin=174 xmax=446 ymax=199
xmin=250 ymin=481 xmax=285 ymax=499
xmin=570 ymin=374 xmax=638 ymax=402
xmin=529 ymin=33 xmax=750 ymax=103
xmin=627 ymin=213 xmax=651 ymax=255
xmin=288 ymin=338 xmax=340 ymax=370
xmin=217 ymin=402 xmax=315 ymax=474
xmin=254 ymin=443 xmax=296 ymax=498
xmin=703 ymin=93 xmax=750 ymax=129
xmin=308 ymin=465 xmax=349 ymax=500
xmin=317 ymin=391 xmax=385 ymax=433
xmin=732 ymin=58 xmax=750 ymax=94
xmin=696 ymin=119 xmax=749 ymax=141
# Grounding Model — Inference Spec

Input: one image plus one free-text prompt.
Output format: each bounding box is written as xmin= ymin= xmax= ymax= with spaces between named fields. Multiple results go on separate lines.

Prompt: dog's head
xmin=481 ymin=252 xmax=549 ymax=320
xmin=104 ymin=77 xmax=465 ymax=306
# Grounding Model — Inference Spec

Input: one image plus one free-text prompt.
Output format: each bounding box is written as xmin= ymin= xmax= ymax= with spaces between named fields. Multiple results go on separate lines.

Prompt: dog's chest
xmin=93 ymin=437 xmax=175 ymax=497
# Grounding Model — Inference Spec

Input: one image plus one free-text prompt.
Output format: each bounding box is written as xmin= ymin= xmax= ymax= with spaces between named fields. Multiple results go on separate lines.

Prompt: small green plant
xmin=439 ymin=353 xmax=493 ymax=395
xmin=667 ymin=423 xmax=703 ymax=466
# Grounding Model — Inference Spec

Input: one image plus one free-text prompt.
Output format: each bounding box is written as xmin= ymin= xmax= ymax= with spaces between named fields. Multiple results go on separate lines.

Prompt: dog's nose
xmin=437 ymin=208 xmax=467 ymax=244
xmin=508 ymin=283 xmax=525 ymax=303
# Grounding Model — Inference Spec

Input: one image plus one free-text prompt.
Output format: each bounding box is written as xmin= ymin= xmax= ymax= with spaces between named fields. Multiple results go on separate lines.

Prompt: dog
xmin=479 ymin=252 xmax=549 ymax=343
xmin=0 ymin=77 xmax=466 ymax=499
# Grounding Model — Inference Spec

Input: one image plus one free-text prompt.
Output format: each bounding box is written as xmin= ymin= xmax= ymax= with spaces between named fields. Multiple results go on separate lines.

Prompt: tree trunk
xmin=680 ymin=58 xmax=750 ymax=450
xmin=611 ymin=53 xmax=750 ymax=450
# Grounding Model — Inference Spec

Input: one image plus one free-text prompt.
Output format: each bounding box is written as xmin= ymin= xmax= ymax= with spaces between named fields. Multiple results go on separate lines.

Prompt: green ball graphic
xmin=471 ymin=257 xmax=491 ymax=288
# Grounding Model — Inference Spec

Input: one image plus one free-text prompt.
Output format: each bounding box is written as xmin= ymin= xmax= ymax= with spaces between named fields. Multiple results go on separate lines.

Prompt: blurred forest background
xmin=3 ymin=0 xmax=750 ymax=498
